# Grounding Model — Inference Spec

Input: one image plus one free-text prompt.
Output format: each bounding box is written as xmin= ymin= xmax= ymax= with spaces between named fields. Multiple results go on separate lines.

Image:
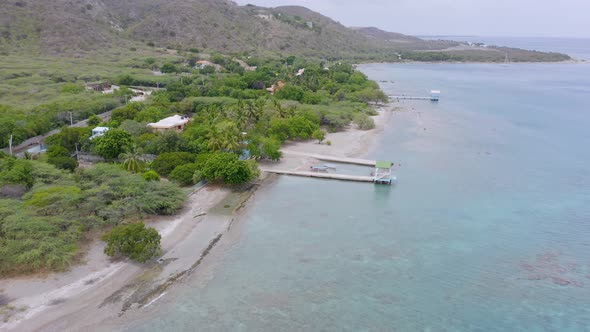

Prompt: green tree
xmin=102 ymin=222 xmax=161 ymax=263
xmin=93 ymin=129 xmax=134 ymax=160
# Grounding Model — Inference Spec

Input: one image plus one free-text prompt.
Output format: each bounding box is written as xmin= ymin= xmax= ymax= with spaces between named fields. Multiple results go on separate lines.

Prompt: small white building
xmin=147 ymin=115 xmax=190 ymax=133
xmin=90 ymin=127 xmax=110 ymax=140
xmin=295 ymin=68 xmax=305 ymax=76
xmin=430 ymin=90 xmax=441 ymax=101
xmin=102 ymin=85 xmax=120 ymax=94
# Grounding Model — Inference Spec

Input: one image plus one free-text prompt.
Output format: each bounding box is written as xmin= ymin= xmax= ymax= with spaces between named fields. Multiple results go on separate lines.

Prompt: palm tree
xmin=206 ymin=121 xmax=241 ymax=152
xmin=119 ymin=145 xmax=145 ymax=173
xmin=204 ymin=105 xmax=224 ymax=125
xmin=233 ymin=100 xmax=247 ymax=130
xmin=272 ymin=98 xmax=288 ymax=118
xmin=245 ymin=98 xmax=265 ymax=124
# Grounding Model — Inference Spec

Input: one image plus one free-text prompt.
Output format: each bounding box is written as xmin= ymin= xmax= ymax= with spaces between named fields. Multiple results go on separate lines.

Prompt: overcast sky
xmin=234 ymin=0 xmax=589 ymax=38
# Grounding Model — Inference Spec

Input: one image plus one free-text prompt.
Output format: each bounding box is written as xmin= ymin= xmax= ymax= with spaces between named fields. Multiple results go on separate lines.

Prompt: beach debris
xmin=0 ymin=294 xmax=11 ymax=306
xmin=49 ymin=298 xmax=67 ymax=306
xmin=193 ymin=212 xmax=207 ymax=218
xmin=84 ymin=278 xmax=99 ymax=285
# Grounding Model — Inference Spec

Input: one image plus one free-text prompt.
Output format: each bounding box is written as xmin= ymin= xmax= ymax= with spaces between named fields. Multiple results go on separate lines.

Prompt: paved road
xmin=3 ymin=110 xmax=113 ymax=154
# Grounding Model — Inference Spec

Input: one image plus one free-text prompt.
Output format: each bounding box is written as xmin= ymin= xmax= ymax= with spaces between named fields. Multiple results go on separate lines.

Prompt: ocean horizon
xmin=115 ymin=37 xmax=590 ymax=331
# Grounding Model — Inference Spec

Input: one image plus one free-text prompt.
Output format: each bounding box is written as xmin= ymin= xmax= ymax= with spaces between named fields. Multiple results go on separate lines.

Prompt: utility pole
xmin=75 ymin=143 xmax=80 ymax=162
xmin=69 ymin=112 xmax=73 ymax=126
xmin=9 ymin=134 xmax=13 ymax=156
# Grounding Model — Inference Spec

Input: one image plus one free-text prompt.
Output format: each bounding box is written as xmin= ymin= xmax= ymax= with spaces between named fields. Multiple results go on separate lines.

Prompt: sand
xmin=0 ymin=105 xmax=396 ymax=332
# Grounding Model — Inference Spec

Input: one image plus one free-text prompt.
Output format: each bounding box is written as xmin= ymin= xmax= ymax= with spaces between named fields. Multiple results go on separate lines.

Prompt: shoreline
xmin=0 ymin=105 xmax=397 ymax=332
xmin=356 ymin=58 xmax=584 ymax=66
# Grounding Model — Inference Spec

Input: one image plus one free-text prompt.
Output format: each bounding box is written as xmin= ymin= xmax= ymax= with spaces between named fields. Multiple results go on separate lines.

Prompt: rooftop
xmin=375 ymin=161 xmax=393 ymax=169
xmin=92 ymin=127 xmax=110 ymax=132
xmin=148 ymin=115 xmax=190 ymax=129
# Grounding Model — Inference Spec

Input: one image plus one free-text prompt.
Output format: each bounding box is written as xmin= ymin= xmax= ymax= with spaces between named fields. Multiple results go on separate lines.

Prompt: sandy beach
xmin=0 ymin=105 xmax=396 ymax=332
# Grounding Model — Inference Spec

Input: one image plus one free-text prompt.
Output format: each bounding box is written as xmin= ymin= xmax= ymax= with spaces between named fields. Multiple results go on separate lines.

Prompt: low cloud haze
xmin=234 ymin=0 xmax=589 ymax=38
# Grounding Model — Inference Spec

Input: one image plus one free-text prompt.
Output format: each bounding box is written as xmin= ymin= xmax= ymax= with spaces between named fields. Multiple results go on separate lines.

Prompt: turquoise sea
xmin=122 ymin=39 xmax=590 ymax=331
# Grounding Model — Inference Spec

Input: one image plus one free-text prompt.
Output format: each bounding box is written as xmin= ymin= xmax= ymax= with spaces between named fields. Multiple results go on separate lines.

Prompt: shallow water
xmin=121 ymin=54 xmax=590 ymax=331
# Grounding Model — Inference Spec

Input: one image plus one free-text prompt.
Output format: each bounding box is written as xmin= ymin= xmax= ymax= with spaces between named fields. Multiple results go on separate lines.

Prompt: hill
xmin=0 ymin=0 xmax=571 ymax=62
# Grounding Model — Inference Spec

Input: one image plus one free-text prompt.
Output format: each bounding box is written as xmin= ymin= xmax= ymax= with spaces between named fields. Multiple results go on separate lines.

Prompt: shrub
xmin=111 ymin=103 xmax=143 ymax=123
xmin=161 ymin=63 xmax=178 ymax=74
xmin=87 ymin=114 xmax=102 ymax=126
xmin=312 ymin=129 xmax=326 ymax=143
xmin=47 ymin=145 xmax=70 ymax=158
xmin=169 ymin=163 xmax=199 ymax=186
xmin=275 ymin=84 xmax=305 ymax=102
xmin=0 ymin=214 xmax=82 ymax=274
xmin=262 ymin=137 xmax=282 ymax=161
xmin=62 ymin=83 xmax=84 ymax=94
xmin=0 ymin=159 xmax=33 ymax=189
xmin=142 ymin=170 xmax=160 ymax=182
xmin=353 ymin=113 xmax=375 ymax=130
xmin=102 ymin=222 xmax=161 ymax=263
xmin=45 ymin=127 xmax=91 ymax=152
xmin=26 ymin=186 xmax=83 ymax=216
xmin=199 ymin=152 xmax=257 ymax=185
xmin=48 ymin=156 xmax=78 ymax=172
xmin=138 ymin=181 xmax=186 ymax=215
xmin=151 ymin=152 xmax=197 ymax=176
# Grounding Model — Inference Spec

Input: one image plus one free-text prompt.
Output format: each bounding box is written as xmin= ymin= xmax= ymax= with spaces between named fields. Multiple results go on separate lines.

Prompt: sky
xmin=233 ymin=0 xmax=589 ymax=38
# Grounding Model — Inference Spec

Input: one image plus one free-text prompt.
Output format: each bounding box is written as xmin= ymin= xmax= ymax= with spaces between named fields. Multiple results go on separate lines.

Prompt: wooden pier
xmin=261 ymin=169 xmax=374 ymax=183
xmin=390 ymin=90 xmax=440 ymax=102
xmin=390 ymin=96 xmax=435 ymax=101
xmin=280 ymin=150 xmax=376 ymax=166
xmin=263 ymin=151 xmax=395 ymax=185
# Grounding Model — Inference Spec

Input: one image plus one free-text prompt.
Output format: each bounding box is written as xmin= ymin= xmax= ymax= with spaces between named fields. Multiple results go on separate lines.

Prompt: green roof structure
xmin=375 ymin=161 xmax=392 ymax=169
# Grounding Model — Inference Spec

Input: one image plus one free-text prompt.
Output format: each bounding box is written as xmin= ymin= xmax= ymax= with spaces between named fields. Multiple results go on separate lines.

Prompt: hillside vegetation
xmin=0 ymin=0 xmax=571 ymax=62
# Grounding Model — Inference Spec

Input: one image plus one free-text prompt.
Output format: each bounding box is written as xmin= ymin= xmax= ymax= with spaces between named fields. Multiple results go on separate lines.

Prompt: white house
xmin=90 ymin=127 xmax=110 ymax=140
xmin=147 ymin=115 xmax=190 ymax=132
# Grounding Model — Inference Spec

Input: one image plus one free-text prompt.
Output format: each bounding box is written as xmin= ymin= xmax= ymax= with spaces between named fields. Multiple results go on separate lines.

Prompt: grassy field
xmin=0 ymin=48 xmax=186 ymax=148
